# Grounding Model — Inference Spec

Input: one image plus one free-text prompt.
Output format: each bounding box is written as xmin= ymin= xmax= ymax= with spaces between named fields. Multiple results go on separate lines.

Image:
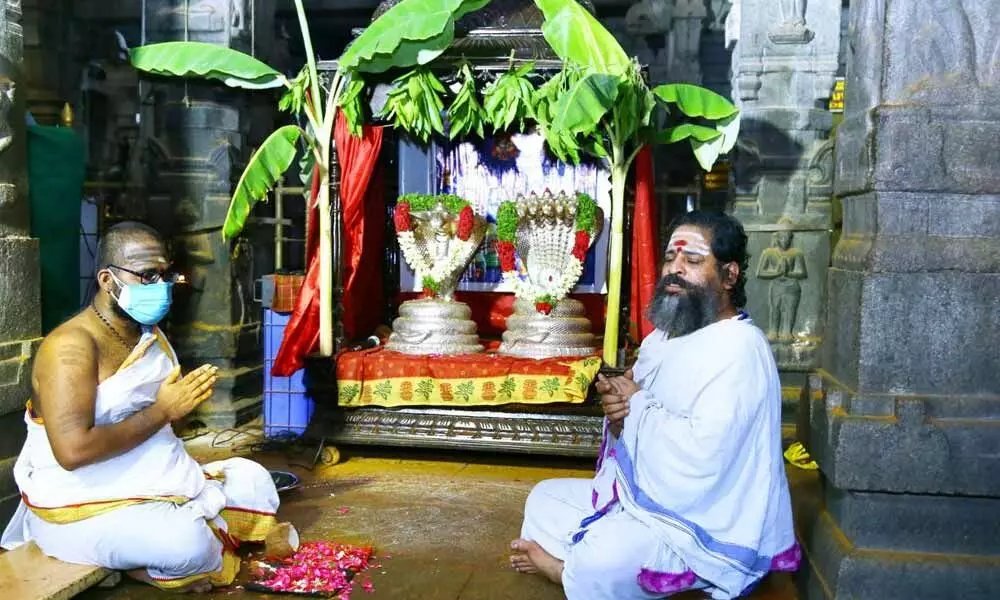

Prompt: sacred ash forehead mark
xmin=120 ymin=248 xmax=170 ymax=271
xmin=667 ymin=230 xmax=711 ymax=256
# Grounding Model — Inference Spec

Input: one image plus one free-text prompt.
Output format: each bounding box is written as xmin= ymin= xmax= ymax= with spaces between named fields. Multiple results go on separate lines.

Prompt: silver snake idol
xmin=387 ymin=199 xmax=486 ymax=355
xmin=499 ymin=191 xmax=603 ymax=359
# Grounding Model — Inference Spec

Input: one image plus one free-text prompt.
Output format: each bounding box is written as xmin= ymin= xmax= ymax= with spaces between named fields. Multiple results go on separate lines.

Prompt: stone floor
xmin=78 ymin=436 xmax=814 ymax=600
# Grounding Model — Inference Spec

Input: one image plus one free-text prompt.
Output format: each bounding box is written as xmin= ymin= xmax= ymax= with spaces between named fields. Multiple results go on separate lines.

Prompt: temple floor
xmin=78 ymin=430 xmax=813 ymax=600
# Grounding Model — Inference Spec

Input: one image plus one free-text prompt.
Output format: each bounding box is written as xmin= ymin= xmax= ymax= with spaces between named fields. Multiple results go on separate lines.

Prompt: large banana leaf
xmin=653 ymin=84 xmax=741 ymax=167
xmin=552 ymin=72 xmax=620 ymax=135
xmin=223 ymin=125 xmax=303 ymax=240
xmin=652 ymin=83 xmax=739 ymax=120
xmin=612 ymin=74 xmax=654 ymax=142
xmin=129 ymin=42 xmax=284 ymax=89
xmin=715 ymin=111 xmax=741 ymax=154
xmin=655 ymin=123 xmax=723 ymax=145
xmin=534 ymin=0 xmax=630 ymax=75
xmin=339 ymin=0 xmax=491 ymax=73
xmin=654 ymin=124 xmax=730 ymax=171
xmin=691 ymin=135 xmax=729 ymax=172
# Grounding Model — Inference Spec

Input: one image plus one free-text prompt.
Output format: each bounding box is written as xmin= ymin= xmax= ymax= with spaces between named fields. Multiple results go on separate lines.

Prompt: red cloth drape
xmin=629 ymin=146 xmax=658 ymax=342
xmin=337 ymin=116 xmax=385 ymax=340
xmin=272 ymin=113 xmax=384 ymax=376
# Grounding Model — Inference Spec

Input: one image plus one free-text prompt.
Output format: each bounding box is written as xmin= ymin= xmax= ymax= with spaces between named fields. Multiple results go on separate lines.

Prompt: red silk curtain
xmin=629 ymin=146 xmax=659 ymax=342
xmin=337 ymin=117 xmax=386 ymax=340
xmin=272 ymin=113 xmax=384 ymax=376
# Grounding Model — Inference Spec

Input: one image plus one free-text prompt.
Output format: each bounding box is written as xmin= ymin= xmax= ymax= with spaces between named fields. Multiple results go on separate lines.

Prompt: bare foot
xmin=509 ymin=539 xmax=564 ymax=584
xmin=126 ymin=569 xmax=212 ymax=593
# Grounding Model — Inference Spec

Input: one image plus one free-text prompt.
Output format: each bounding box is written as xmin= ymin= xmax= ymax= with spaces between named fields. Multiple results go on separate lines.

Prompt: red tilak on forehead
xmin=673 ymin=240 xmax=688 ymax=247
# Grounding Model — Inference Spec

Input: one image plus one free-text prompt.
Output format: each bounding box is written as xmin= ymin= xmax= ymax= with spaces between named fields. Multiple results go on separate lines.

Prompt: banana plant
xmin=129 ymin=0 xmax=736 ymax=365
xmin=129 ymin=0 xmax=492 ymax=356
xmin=530 ymin=0 xmax=740 ymax=366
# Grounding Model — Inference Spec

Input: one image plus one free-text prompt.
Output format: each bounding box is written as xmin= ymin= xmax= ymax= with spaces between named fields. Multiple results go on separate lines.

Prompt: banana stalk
xmin=293 ymin=0 xmax=337 ymax=357
xmin=602 ymin=158 xmax=629 ymax=366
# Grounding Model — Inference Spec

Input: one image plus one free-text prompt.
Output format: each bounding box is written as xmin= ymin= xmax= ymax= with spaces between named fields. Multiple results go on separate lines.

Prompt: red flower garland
xmin=496 ymin=240 xmax=517 ymax=272
xmin=535 ymin=302 xmax=553 ymax=315
xmin=394 ymin=202 xmax=412 ymax=233
xmin=456 ymin=206 xmax=474 ymax=241
xmin=571 ymin=230 xmax=591 ymax=261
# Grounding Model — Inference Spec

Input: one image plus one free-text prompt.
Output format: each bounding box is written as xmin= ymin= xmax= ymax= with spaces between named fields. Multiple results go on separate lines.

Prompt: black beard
xmin=646 ymin=274 xmax=721 ymax=338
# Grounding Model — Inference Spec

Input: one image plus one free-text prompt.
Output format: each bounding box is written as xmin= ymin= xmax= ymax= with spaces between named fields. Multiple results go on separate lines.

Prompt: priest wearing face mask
xmin=1 ymin=222 xmax=282 ymax=593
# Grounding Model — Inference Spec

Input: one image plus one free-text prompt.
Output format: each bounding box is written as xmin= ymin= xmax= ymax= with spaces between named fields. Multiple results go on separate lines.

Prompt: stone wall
xmin=0 ymin=0 xmax=41 ymax=527
xmin=801 ymin=0 xmax=1000 ymax=597
xmin=727 ymin=0 xmax=841 ymax=410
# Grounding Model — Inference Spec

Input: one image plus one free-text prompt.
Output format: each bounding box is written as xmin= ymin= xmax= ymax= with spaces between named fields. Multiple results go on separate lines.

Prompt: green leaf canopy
xmin=552 ymin=73 xmax=620 ymax=135
xmin=223 ymin=125 xmax=303 ymax=240
xmin=534 ymin=0 xmax=630 ymax=74
xmin=652 ymin=84 xmax=741 ymax=170
xmin=656 ymin=123 xmax=723 ymax=145
xmin=652 ymin=83 xmax=739 ymax=120
xmin=338 ymin=0 xmax=492 ymax=73
xmin=129 ymin=42 xmax=285 ymax=89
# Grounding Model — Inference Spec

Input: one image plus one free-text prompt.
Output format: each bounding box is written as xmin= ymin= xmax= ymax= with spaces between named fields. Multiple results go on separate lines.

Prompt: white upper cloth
xmin=4 ymin=329 xmax=205 ymax=517
xmin=588 ymin=315 xmax=796 ymax=599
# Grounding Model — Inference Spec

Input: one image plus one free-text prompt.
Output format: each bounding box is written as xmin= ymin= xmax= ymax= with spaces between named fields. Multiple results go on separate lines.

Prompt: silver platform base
xmin=499 ymin=298 xmax=599 ymax=359
xmin=385 ymin=298 xmax=484 ymax=355
xmin=324 ymin=407 xmax=603 ymax=457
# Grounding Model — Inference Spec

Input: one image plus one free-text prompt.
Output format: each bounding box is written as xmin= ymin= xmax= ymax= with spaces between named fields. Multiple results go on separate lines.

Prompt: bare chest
xmin=96 ymin=340 xmax=138 ymax=383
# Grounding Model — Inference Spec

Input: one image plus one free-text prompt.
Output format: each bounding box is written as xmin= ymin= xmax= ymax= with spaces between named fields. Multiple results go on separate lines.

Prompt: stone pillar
xmin=727 ymin=0 xmax=840 ymax=405
xmin=623 ymin=0 xmax=706 ymax=86
xmin=801 ymin=1 xmax=1000 ymax=598
xmin=21 ymin=0 xmax=71 ymax=125
xmin=665 ymin=0 xmax=706 ymax=85
xmin=140 ymin=0 xmax=274 ymax=428
xmin=0 ymin=1 xmax=40 ymax=526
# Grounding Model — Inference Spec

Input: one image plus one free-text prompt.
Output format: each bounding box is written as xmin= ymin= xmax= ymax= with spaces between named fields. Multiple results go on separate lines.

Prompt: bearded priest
xmin=1 ymin=222 xmax=283 ymax=593
xmin=510 ymin=211 xmax=799 ymax=599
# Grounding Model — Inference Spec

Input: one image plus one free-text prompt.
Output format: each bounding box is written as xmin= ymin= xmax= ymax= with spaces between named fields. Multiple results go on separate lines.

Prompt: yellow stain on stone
xmin=313 ymin=455 xmax=592 ymax=484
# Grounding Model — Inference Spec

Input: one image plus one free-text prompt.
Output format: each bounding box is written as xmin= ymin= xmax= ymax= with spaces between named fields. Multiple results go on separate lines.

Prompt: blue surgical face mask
xmin=111 ymin=272 xmax=174 ymax=325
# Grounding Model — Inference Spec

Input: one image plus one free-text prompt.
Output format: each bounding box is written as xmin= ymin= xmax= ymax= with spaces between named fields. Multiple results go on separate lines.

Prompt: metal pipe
xmin=138 ymin=0 xmax=146 ymax=124
xmin=274 ymin=188 xmax=284 ymax=270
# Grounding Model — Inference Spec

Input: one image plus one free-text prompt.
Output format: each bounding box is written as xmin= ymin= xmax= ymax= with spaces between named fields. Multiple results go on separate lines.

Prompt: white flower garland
xmin=398 ymin=230 xmax=479 ymax=290
xmin=503 ymin=254 xmax=585 ymax=304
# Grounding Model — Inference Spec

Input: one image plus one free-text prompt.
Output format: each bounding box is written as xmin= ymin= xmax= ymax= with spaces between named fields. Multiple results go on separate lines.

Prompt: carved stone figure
xmin=779 ymin=0 xmax=807 ymax=27
xmin=769 ymin=0 xmax=813 ymax=44
xmin=625 ymin=0 xmax=673 ymax=36
xmin=756 ymin=227 xmax=807 ymax=342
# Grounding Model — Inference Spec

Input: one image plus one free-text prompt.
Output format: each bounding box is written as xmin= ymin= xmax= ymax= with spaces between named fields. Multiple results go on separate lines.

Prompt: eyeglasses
xmin=109 ymin=264 xmax=186 ymax=285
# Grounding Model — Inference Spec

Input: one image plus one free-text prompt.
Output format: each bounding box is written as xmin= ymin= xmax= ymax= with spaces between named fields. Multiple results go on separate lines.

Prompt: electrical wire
xmin=197 ymin=428 xmax=338 ymax=469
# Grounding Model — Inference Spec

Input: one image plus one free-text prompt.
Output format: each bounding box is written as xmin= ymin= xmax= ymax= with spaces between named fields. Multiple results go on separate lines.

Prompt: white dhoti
xmin=0 ymin=329 xmax=281 ymax=590
xmin=4 ymin=457 xmax=277 ymax=586
xmin=520 ymin=316 xmax=800 ymax=600
xmin=521 ymin=478 xmax=708 ymax=600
